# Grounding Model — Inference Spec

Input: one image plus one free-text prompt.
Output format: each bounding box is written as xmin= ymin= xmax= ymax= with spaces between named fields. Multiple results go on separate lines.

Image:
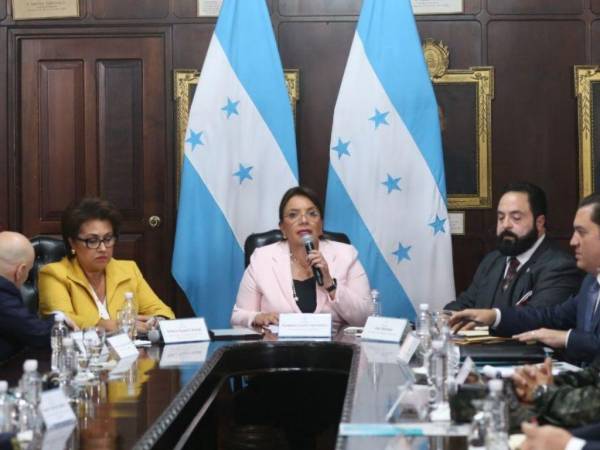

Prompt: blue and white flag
xmin=325 ymin=0 xmax=455 ymax=320
xmin=172 ymin=0 xmax=298 ymax=328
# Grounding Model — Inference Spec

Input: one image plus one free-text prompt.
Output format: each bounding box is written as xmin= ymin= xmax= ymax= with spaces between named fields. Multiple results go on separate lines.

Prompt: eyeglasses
xmin=76 ymin=235 xmax=117 ymax=249
xmin=283 ymin=209 xmax=321 ymax=223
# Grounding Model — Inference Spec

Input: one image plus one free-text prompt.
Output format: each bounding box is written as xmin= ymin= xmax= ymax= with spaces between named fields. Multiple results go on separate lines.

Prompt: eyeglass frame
xmin=282 ymin=209 xmax=321 ymax=223
xmin=75 ymin=235 xmax=118 ymax=249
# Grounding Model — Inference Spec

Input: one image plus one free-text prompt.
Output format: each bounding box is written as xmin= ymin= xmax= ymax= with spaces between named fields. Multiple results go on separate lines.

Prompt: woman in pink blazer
xmin=230 ymin=187 xmax=372 ymax=332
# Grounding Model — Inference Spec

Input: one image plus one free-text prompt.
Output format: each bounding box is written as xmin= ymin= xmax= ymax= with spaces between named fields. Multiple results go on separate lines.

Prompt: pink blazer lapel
xmin=271 ymin=242 xmax=302 ymax=312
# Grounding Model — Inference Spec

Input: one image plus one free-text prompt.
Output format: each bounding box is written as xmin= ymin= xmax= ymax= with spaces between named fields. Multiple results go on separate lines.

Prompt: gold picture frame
xmin=424 ymin=40 xmax=494 ymax=209
xmin=174 ymin=68 xmax=300 ymax=199
xmin=574 ymin=65 xmax=600 ymax=198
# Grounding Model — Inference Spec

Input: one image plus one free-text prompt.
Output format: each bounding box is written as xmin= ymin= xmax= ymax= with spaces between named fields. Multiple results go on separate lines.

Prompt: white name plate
xmin=361 ymin=317 xmax=408 ymax=343
xmin=40 ymin=389 xmax=77 ymax=429
xmin=159 ymin=318 xmax=210 ymax=343
xmin=107 ymin=333 xmax=138 ymax=359
xmin=361 ymin=342 xmax=401 ymax=364
xmin=42 ymin=422 xmax=76 ymax=450
xmin=160 ymin=342 xmax=210 ymax=367
xmin=398 ymin=332 xmax=421 ymax=363
xmin=278 ymin=313 xmax=332 ymax=338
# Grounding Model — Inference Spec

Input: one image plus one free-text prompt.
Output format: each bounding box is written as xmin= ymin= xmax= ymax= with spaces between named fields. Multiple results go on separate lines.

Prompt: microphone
xmin=301 ymin=234 xmax=324 ymax=286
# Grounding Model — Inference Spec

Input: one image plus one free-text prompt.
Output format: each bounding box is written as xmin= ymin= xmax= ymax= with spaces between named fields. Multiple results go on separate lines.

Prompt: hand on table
xmin=521 ymin=422 xmax=572 ymax=450
xmin=448 ymin=309 xmax=496 ymax=333
xmin=252 ymin=312 xmax=279 ymax=328
xmin=513 ymin=328 xmax=568 ymax=348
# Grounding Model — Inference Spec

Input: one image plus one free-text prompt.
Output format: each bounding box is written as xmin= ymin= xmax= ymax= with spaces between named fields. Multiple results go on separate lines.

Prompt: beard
xmin=496 ymin=226 xmax=539 ymax=257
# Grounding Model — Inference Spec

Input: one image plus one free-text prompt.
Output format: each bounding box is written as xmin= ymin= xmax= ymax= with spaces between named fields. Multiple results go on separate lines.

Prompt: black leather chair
xmin=20 ymin=235 xmax=66 ymax=313
xmin=243 ymin=229 xmax=350 ymax=267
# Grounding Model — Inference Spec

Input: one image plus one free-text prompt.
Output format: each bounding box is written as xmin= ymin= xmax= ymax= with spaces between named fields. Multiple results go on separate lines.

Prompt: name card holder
xmin=361 ymin=317 xmax=408 ymax=343
xmin=159 ymin=318 xmax=210 ymax=344
xmin=397 ymin=332 xmax=421 ymax=363
xmin=107 ymin=333 xmax=138 ymax=359
xmin=40 ymin=389 xmax=77 ymax=429
xmin=278 ymin=313 xmax=331 ymax=338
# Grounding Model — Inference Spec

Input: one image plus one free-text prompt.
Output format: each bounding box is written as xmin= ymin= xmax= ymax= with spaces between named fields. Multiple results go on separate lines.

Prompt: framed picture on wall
xmin=173 ymin=68 xmax=300 ymax=200
xmin=424 ymin=39 xmax=494 ymax=209
xmin=574 ymin=66 xmax=600 ymax=199
xmin=12 ymin=0 xmax=79 ymax=20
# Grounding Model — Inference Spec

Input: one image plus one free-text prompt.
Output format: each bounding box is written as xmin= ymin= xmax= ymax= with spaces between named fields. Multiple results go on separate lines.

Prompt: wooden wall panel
xmin=92 ymin=0 xmax=169 ymax=19
xmin=488 ymin=20 xmax=585 ymax=234
xmin=0 ymin=1 xmax=5 ymax=20
xmin=39 ymin=61 xmax=85 ymax=222
xmin=173 ymin=24 xmax=214 ymax=69
xmin=278 ymin=21 xmax=355 ymax=200
xmin=416 ymin=21 xmax=482 ymax=68
xmin=488 ymin=0 xmax=583 ymax=15
xmin=97 ymin=59 xmax=143 ymax=216
xmin=593 ymin=1 xmax=600 ymax=14
xmin=591 ymin=20 xmax=600 ymax=61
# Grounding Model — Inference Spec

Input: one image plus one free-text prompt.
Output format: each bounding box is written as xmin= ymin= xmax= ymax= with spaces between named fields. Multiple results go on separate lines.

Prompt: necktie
xmin=584 ymin=280 xmax=600 ymax=332
xmin=502 ymin=257 xmax=520 ymax=292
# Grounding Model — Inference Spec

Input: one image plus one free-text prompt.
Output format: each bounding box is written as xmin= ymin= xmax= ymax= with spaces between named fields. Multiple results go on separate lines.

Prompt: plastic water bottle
xmin=417 ymin=303 xmax=432 ymax=355
xmin=50 ymin=313 xmax=69 ymax=372
xmin=370 ymin=289 xmax=381 ymax=316
xmin=122 ymin=291 xmax=137 ymax=339
xmin=485 ymin=379 xmax=509 ymax=450
xmin=59 ymin=338 xmax=78 ymax=383
xmin=19 ymin=360 xmax=41 ymax=407
xmin=0 ymin=381 xmax=12 ymax=433
xmin=427 ymin=339 xmax=448 ymax=406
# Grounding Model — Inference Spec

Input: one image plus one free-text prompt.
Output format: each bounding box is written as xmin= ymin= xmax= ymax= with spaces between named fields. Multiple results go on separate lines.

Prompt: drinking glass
xmin=84 ymin=327 xmax=106 ymax=368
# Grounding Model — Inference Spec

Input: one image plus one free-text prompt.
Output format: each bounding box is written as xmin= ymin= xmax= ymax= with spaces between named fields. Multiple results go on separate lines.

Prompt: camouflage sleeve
xmin=554 ymin=364 xmax=599 ymax=388
xmin=535 ymin=383 xmax=600 ymax=428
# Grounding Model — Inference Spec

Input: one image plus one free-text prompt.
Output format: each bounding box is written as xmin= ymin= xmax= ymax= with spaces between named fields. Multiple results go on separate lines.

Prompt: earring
xmin=71 ymin=249 xmax=76 ymax=255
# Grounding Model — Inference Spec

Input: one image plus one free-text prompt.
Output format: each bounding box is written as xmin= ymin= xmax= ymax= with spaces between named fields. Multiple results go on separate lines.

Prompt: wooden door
xmin=18 ymin=33 xmax=172 ymax=301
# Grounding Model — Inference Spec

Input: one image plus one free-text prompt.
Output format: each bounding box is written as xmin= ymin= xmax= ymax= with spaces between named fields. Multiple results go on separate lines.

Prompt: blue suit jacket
xmin=0 ymin=276 xmax=53 ymax=362
xmin=495 ymin=274 xmax=596 ymax=363
xmin=572 ymin=423 xmax=600 ymax=450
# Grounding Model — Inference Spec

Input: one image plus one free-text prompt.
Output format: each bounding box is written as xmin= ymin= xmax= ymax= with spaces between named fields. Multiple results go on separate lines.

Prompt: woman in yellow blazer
xmin=38 ymin=198 xmax=174 ymax=330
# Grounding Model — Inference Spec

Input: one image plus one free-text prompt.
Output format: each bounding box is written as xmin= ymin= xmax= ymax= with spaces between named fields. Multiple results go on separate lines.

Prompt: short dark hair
xmin=61 ymin=197 xmax=122 ymax=257
xmin=278 ymin=186 xmax=323 ymax=223
xmin=579 ymin=193 xmax=600 ymax=226
xmin=500 ymin=182 xmax=547 ymax=219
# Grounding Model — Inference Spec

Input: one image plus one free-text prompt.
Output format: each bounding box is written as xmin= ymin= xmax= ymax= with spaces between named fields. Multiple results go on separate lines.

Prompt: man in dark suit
xmin=445 ymin=182 xmax=582 ymax=312
xmin=0 ymin=231 xmax=54 ymax=361
xmin=450 ymin=193 xmax=600 ymax=363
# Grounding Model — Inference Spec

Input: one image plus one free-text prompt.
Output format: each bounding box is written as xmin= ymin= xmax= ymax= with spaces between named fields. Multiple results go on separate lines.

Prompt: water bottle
xmin=50 ymin=313 xmax=69 ymax=372
xmin=19 ymin=360 xmax=41 ymax=407
xmin=121 ymin=291 xmax=137 ymax=339
xmin=417 ymin=303 xmax=432 ymax=355
xmin=485 ymin=379 xmax=509 ymax=450
xmin=427 ymin=339 xmax=448 ymax=407
xmin=0 ymin=381 xmax=12 ymax=433
xmin=370 ymin=289 xmax=381 ymax=316
xmin=59 ymin=337 xmax=78 ymax=383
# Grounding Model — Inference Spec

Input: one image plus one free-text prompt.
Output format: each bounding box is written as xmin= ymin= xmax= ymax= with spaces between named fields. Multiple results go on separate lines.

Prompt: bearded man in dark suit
xmin=445 ymin=182 xmax=582 ymax=314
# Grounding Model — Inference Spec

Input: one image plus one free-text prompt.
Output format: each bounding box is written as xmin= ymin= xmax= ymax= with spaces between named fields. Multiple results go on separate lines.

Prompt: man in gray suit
xmin=445 ymin=182 xmax=582 ymax=314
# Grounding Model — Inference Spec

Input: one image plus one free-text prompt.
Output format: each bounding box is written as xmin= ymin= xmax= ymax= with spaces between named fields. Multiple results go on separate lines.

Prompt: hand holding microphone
xmin=301 ymin=234 xmax=324 ymax=286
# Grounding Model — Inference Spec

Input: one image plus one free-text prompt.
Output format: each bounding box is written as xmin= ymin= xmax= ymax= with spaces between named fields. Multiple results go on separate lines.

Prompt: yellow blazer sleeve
xmin=131 ymin=263 xmax=175 ymax=319
xmin=38 ymin=261 xmax=100 ymax=329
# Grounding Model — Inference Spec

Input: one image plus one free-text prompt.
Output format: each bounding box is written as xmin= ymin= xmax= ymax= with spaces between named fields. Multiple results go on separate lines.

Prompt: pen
xmin=516 ymin=290 xmax=533 ymax=306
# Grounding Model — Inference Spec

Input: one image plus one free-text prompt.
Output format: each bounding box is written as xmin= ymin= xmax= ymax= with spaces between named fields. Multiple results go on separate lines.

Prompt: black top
xmin=293 ymin=277 xmax=316 ymax=313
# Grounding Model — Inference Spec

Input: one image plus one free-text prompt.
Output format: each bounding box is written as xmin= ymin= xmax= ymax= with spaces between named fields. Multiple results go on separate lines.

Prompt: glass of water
xmin=84 ymin=327 xmax=105 ymax=368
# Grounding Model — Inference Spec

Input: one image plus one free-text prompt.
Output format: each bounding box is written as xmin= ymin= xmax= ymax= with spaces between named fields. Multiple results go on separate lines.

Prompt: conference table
xmin=0 ymin=332 xmax=469 ymax=450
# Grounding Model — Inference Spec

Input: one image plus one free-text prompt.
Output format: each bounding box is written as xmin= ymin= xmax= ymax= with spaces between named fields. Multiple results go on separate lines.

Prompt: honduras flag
xmin=172 ymin=0 xmax=298 ymax=327
xmin=325 ymin=0 xmax=455 ymax=320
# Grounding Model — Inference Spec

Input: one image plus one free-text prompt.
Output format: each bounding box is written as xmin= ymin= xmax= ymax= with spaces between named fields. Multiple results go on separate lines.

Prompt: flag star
xmin=369 ymin=108 xmax=390 ymax=129
xmin=221 ymin=97 xmax=240 ymax=118
xmin=186 ymin=129 xmax=204 ymax=151
xmin=429 ymin=215 xmax=447 ymax=235
xmin=233 ymin=163 xmax=253 ymax=184
xmin=332 ymin=138 xmax=351 ymax=159
xmin=393 ymin=243 xmax=412 ymax=263
xmin=381 ymin=174 xmax=401 ymax=193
